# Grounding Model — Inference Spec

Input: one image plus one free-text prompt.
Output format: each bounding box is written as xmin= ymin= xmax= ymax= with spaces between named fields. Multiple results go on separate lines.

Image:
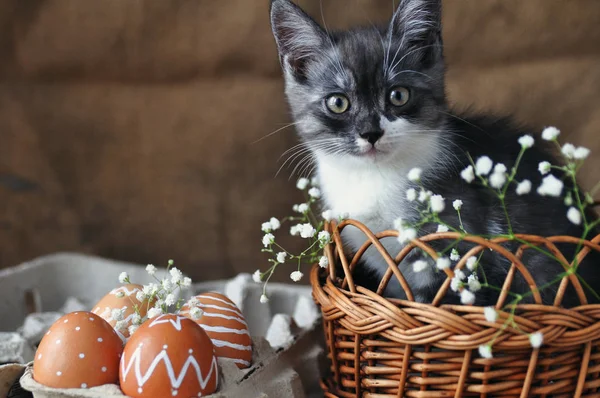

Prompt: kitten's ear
xmin=388 ymin=0 xmax=443 ymax=64
xmin=270 ymin=0 xmax=326 ymax=80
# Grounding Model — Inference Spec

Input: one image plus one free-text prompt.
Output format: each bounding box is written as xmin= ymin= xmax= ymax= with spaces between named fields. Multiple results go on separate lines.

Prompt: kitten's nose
xmin=360 ymin=131 xmax=384 ymax=145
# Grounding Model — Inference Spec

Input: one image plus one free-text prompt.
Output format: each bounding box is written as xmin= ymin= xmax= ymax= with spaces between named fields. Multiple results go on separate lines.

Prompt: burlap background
xmin=0 ymin=0 xmax=598 ymax=282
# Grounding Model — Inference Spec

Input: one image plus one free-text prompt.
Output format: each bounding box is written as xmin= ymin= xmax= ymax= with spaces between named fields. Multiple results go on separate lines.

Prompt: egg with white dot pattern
xmin=119 ymin=314 xmax=218 ymax=397
xmin=179 ymin=292 xmax=252 ymax=369
xmin=33 ymin=312 xmax=123 ymax=389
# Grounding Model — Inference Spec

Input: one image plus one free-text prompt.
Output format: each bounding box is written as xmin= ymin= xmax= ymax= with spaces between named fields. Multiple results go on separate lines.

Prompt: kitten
xmin=269 ymin=0 xmax=600 ymax=306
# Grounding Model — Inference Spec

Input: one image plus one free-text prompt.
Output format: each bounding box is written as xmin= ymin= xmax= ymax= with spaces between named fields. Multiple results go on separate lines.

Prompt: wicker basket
xmin=310 ymin=219 xmax=600 ymax=398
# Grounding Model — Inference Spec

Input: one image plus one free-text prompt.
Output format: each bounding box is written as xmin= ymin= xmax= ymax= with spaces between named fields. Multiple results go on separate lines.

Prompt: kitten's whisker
xmin=291 ymin=153 xmax=315 ymax=180
xmin=388 ymin=43 xmax=443 ymax=76
xmin=439 ymin=111 xmax=488 ymax=135
xmin=252 ymin=122 xmax=301 ymax=144
xmin=388 ymin=69 xmax=434 ymax=81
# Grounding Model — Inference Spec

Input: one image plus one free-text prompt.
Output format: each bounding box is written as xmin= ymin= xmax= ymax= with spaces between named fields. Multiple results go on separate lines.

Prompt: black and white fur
xmin=269 ymin=0 xmax=600 ymax=306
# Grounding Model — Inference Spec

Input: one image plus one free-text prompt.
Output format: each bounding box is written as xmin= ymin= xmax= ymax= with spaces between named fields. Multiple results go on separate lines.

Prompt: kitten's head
xmin=270 ymin=0 xmax=447 ymax=167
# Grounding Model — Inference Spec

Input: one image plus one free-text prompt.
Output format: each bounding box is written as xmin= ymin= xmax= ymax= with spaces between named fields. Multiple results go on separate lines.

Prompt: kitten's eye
xmin=325 ymin=94 xmax=350 ymax=114
xmin=389 ymin=87 xmax=410 ymax=107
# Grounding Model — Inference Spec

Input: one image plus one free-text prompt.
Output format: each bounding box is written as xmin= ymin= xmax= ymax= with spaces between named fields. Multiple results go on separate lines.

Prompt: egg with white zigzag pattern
xmin=119 ymin=314 xmax=218 ymax=397
xmin=179 ymin=292 xmax=253 ymax=369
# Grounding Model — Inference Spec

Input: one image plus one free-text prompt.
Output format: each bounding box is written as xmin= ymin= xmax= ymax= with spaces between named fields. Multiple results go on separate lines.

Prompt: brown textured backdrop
xmin=0 ymin=0 xmax=598 ymax=282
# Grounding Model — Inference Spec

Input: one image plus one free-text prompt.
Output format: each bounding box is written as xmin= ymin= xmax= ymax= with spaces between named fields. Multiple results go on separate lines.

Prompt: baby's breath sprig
xmin=387 ymin=127 xmax=599 ymax=358
xmin=256 ymin=177 xmax=341 ymax=302
xmin=115 ymin=259 xmax=193 ymax=334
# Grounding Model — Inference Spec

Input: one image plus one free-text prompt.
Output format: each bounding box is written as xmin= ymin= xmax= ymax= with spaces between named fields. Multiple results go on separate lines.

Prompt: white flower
xmin=430 ymin=195 xmax=446 ymax=213
xmin=461 ymin=165 xmax=475 ymax=183
xmin=516 ymin=180 xmax=532 ymax=195
xmin=252 ymin=270 xmax=262 ymax=283
xmin=454 ymin=270 xmax=466 ymax=281
xmin=542 ymin=126 xmax=560 ymax=141
xmin=296 ymin=178 xmax=310 ymax=190
xmin=529 ymin=332 xmax=544 ymax=348
xmin=489 ymin=171 xmax=507 ymax=189
xmin=407 ymin=167 xmax=422 ymax=182
xmin=292 ymin=204 xmax=299 ymax=212
xmin=260 ymin=294 xmax=269 ymax=304
xmin=467 ymin=275 xmax=481 ymax=292
xmin=182 ymin=277 xmax=192 ymax=287
xmin=261 ymin=222 xmax=272 ymax=232
xmin=188 ymin=297 xmax=200 ymax=307
xmin=466 ymin=256 xmax=478 ymax=271
xmin=319 ymin=256 xmax=329 ymax=268
xmin=406 ymin=188 xmax=417 ymax=202
xmin=290 ymin=225 xmax=301 ymax=236
xmin=111 ymin=308 xmax=125 ymax=321
xmin=165 ymin=294 xmax=176 ymax=306
xmin=308 ymin=187 xmax=321 ymax=198
xmin=398 ymin=228 xmax=417 ymax=244
xmin=494 ymin=163 xmax=507 ymax=174
xmin=412 ymin=260 xmax=429 ymax=273
xmin=115 ymin=320 xmax=128 ymax=332
xmin=475 ymin=156 xmax=493 ymax=176
xmin=290 ymin=271 xmax=304 ymax=282
xmin=450 ymin=249 xmax=460 ymax=262
xmin=136 ymin=291 xmax=145 ymax=302
xmin=269 ymin=217 xmax=281 ymax=230
xmin=311 ymin=176 xmax=319 ymax=186
xmin=393 ymin=217 xmax=404 ymax=231
xmin=437 ymin=224 xmax=449 ymax=233
xmin=146 ymin=264 xmax=157 ymax=276
xmin=567 ymin=207 xmax=582 ymax=225
xmin=518 ymin=135 xmax=534 ymax=149
xmin=299 ymin=223 xmax=316 ymax=239
xmin=262 ymin=233 xmax=275 ymax=247
xmin=417 ymin=190 xmax=429 ymax=203
xmin=154 ymin=299 xmax=165 ymax=309
xmin=297 ymin=203 xmax=309 ymax=213
xmin=118 ymin=272 xmax=129 ymax=283
xmin=436 ymin=257 xmax=451 ymax=270
xmin=484 ymin=307 xmax=498 ymax=323
xmin=116 ymin=292 xmax=125 ymax=299
xmin=147 ymin=307 xmax=162 ymax=319
xmin=538 ymin=161 xmax=551 ymax=175
xmin=460 ymin=289 xmax=476 ymax=304
xmin=537 ymin=174 xmax=564 ymax=197
xmin=452 ymin=200 xmax=463 ymax=211
xmin=190 ymin=307 xmax=203 ymax=320
xmin=574 ymin=146 xmax=591 ymax=160
xmin=478 ymin=345 xmax=493 ymax=359
xmin=318 ymin=231 xmax=331 ymax=245
xmin=161 ymin=279 xmax=173 ymax=291
xmin=276 ymin=252 xmax=287 ymax=263
xmin=128 ymin=325 xmax=139 ymax=336
xmin=169 ymin=268 xmax=183 ymax=284
xmin=450 ymin=277 xmax=462 ymax=292
xmin=561 ymin=143 xmax=576 ymax=159
xmin=322 ymin=210 xmax=334 ymax=221
xmin=131 ymin=314 xmax=142 ymax=325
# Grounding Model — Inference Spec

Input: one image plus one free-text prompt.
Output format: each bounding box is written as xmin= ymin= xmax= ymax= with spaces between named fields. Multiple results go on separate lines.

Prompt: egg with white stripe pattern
xmin=179 ymin=292 xmax=252 ymax=369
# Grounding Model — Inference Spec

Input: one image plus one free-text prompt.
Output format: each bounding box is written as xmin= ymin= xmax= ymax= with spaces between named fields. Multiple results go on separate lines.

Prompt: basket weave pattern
xmin=311 ymin=219 xmax=600 ymax=397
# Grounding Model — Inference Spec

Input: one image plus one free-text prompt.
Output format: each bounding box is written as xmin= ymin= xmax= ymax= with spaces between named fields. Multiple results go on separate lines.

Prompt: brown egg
xmin=179 ymin=292 xmax=252 ymax=368
xmin=119 ymin=314 xmax=218 ymax=397
xmin=33 ymin=312 xmax=123 ymax=389
xmin=92 ymin=284 xmax=153 ymax=340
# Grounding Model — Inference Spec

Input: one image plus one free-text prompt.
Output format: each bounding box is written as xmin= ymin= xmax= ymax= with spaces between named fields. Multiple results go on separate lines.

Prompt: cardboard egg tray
xmin=0 ymin=253 xmax=325 ymax=398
